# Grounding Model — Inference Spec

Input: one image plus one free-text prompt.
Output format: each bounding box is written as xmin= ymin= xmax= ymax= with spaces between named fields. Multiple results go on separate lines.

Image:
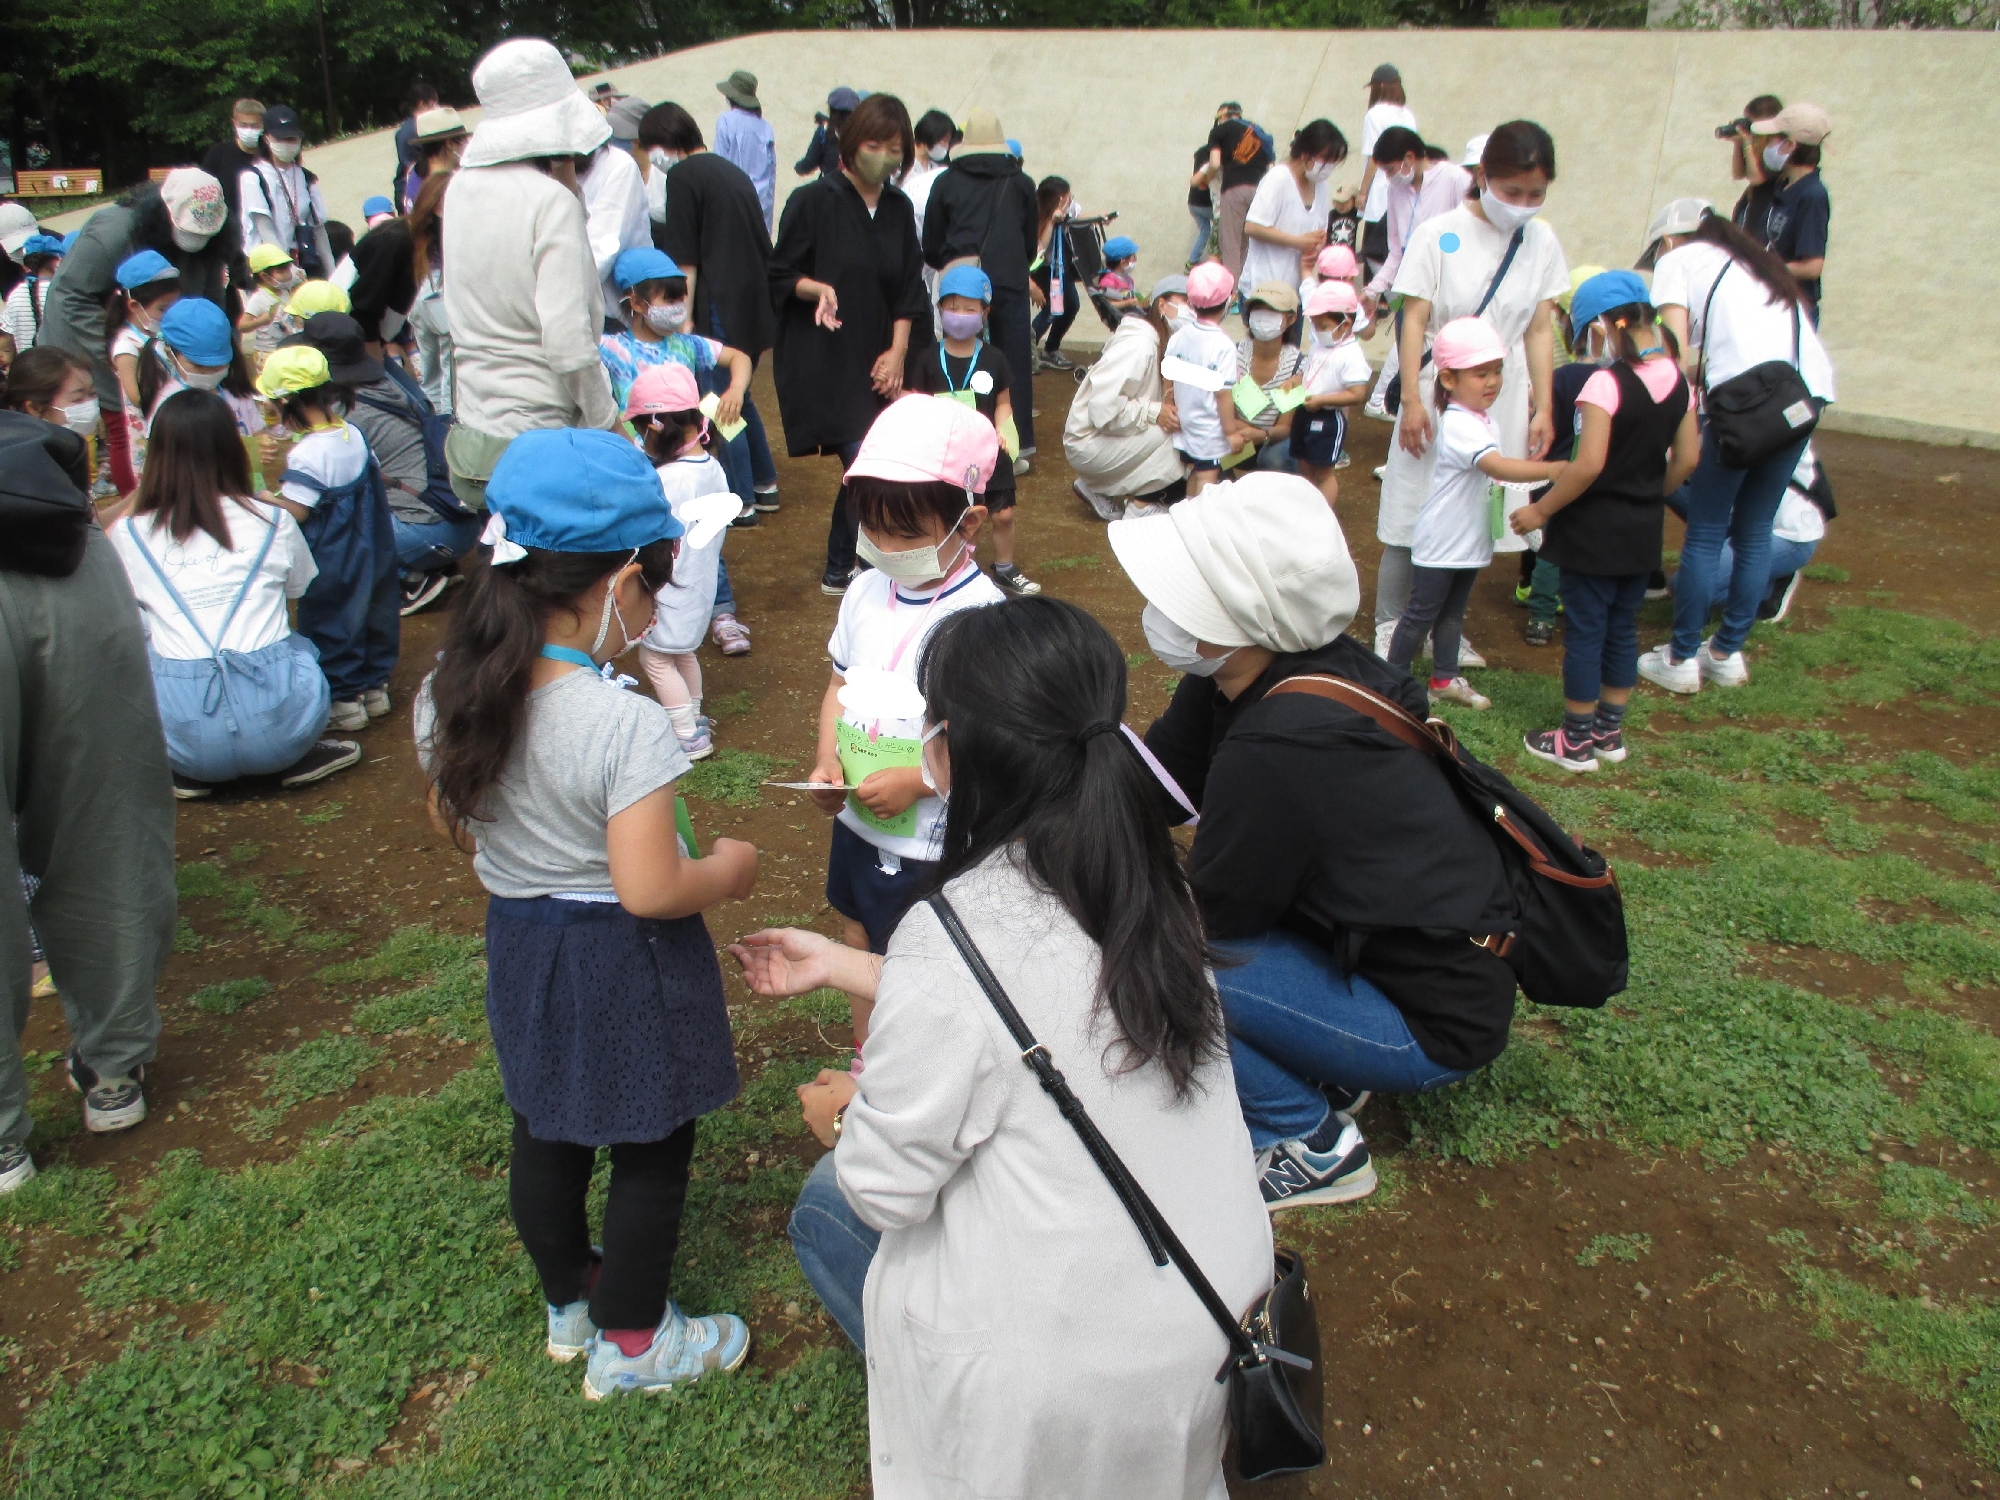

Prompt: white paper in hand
xmin=837 ymin=666 xmax=927 ymax=725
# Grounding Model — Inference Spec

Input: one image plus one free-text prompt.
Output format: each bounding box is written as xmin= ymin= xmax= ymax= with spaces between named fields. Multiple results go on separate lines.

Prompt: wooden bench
xmin=11 ymin=168 xmax=104 ymax=198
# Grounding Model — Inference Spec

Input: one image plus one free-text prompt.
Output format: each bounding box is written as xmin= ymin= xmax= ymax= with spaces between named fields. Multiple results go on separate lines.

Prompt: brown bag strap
xmin=1264 ymin=674 xmax=1451 ymax=760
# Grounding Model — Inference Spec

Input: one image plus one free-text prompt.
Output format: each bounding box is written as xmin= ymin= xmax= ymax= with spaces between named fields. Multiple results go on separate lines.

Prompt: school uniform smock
xmin=1378 ymin=208 xmax=1568 ymax=555
xmin=836 ymin=850 xmax=1272 ymax=1500
xmin=768 ymin=173 xmax=929 ymax=456
xmin=1061 ymin=314 xmax=1185 ymax=498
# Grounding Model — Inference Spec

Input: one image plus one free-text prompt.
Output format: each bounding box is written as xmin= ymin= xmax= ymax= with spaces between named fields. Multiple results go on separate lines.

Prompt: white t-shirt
xmin=1303 ymin=334 xmax=1372 ymax=396
xmin=1241 ymin=165 xmax=1330 ymax=298
xmin=826 ymin=562 xmax=1005 ymax=863
xmin=1359 ymin=103 xmax=1418 ymax=221
xmin=1411 ymin=404 xmax=1499 ymax=570
xmin=643 ymin=453 xmax=733 ymax=653
xmin=111 ymin=499 xmax=317 ymax=660
xmin=1649 ymin=241 xmax=1836 ymax=402
xmin=279 ymin=422 xmax=371 ymax=509
xmin=1164 ymin=320 xmax=1238 ymax=462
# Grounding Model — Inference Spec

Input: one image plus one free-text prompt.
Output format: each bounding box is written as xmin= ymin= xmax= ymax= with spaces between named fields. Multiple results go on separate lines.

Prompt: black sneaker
xmin=820 ymin=570 xmax=850 ymax=597
xmin=400 ymin=571 xmax=452 ymax=616
xmin=1319 ymin=1082 xmax=1372 ymax=1116
xmin=68 ymin=1051 xmax=146 ymax=1134
xmin=1524 ymin=726 xmax=1600 ymax=774
xmin=0 ymin=1143 xmax=35 ymax=1194
xmin=279 ymin=738 xmax=362 ymax=788
xmin=1759 ymin=572 xmax=1801 ymax=622
xmin=1257 ymin=1116 xmax=1376 ymax=1211
xmin=1644 ymin=569 xmax=1671 ymax=601
xmin=172 ymin=773 xmax=215 ymax=801
xmin=1523 ymin=617 xmax=1556 ymax=647
xmin=752 ymin=487 xmax=781 ymax=513
xmin=992 ymin=563 xmax=1042 ymax=596
xmin=1592 ymin=726 xmax=1628 ymax=765
xmin=730 ymin=507 xmax=760 ymax=529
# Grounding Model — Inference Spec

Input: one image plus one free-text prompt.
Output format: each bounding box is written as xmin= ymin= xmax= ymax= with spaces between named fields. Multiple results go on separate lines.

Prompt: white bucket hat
xmin=461 ymin=38 xmax=611 ymax=169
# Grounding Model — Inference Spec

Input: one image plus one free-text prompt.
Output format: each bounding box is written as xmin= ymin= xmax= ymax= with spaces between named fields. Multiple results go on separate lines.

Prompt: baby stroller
xmin=1065 ymin=214 xmax=1127 ymax=338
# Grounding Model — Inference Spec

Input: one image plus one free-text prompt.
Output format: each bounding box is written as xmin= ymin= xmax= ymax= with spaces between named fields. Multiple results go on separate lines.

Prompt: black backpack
xmin=1267 ymin=675 xmax=1628 ymax=1010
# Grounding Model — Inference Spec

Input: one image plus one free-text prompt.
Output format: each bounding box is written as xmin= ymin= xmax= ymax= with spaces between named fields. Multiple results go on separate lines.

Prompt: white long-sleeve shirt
xmin=239 ymin=160 xmax=334 ymax=278
xmin=581 ymin=144 xmax=653 ymax=327
xmin=442 ymin=164 xmax=615 ymax=437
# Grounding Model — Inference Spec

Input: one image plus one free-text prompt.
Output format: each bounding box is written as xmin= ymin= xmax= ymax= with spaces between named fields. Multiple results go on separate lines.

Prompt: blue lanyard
xmin=940 ymin=342 xmax=981 ymax=392
xmin=540 ymin=645 xmax=597 ymax=670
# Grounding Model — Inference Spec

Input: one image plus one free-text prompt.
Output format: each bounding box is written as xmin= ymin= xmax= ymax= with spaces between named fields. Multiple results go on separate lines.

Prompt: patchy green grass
xmin=321 ymin=926 xmax=488 ymax=1042
xmin=1576 ymin=1232 xmax=1652 ymax=1267
xmin=169 ymin=918 xmax=205 ymax=954
xmin=175 ymin=863 xmax=309 ymax=944
xmin=1879 ymin=1161 xmax=1994 ymax=1228
xmin=187 ymin=978 xmax=272 ymax=1016
xmin=681 ymin=749 xmax=778 ymax=808
xmin=1035 ymin=554 xmax=1102 ymax=572
xmin=297 ymin=802 xmax=347 ymax=827
xmin=707 ymin=689 xmax=755 ymax=717
xmin=0 ymin=1166 xmax=114 ymax=1238
xmin=1803 ymin=563 xmax=1851 ymax=583
xmin=260 ymin=1035 xmax=382 ymax=1110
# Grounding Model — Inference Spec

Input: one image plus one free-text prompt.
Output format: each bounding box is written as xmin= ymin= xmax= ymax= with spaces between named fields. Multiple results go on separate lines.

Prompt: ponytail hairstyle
xmin=135 ymin=335 xmax=171 ymax=418
xmin=636 ymin=407 xmax=711 ymax=463
xmin=426 ymin=540 xmax=678 ymax=833
xmin=1600 ymin=301 xmax=1682 ymax=366
xmin=129 ymin=389 xmax=254 ymax=549
xmin=1480 ymin=120 xmax=1557 ymax=184
xmin=1036 ymin=175 xmax=1072 ymax=235
xmin=409 ymin=169 xmax=450 ymax=284
xmin=268 ymin=380 xmax=351 ymax=430
xmin=104 ymin=277 xmax=181 ymax=350
xmin=916 ymin=596 xmax=1223 ymax=1098
xmin=1687 ymin=209 xmax=1804 ymax=310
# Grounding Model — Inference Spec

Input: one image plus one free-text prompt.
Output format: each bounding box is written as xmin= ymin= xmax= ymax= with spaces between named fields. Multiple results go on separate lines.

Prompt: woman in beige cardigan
xmin=734 ymin=596 xmax=1271 ymax=1500
xmin=1062 ymin=275 xmax=1192 ymax=520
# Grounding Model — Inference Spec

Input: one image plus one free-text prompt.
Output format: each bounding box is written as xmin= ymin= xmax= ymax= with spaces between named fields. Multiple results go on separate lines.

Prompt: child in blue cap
xmin=415 ymin=427 xmax=759 ymax=1400
xmin=1095 ymin=234 xmax=1141 ymax=315
xmin=143 ymin=299 xmax=263 ymax=441
xmin=907 ymin=263 xmax=1038 ymax=595
xmin=1 ymin=234 xmax=65 ymax=352
xmin=596 ymin=246 xmax=751 ymax=419
xmin=107 ymin=251 xmax=184 ymax=488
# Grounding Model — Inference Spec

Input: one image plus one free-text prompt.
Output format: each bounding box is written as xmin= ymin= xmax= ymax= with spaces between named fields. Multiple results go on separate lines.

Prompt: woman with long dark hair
xmin=407 ymin=171 xmax=456 ymax=415
xmin=1240 ymin=119 xmax=1347 ymax=306
xmin=734 ymin=595 xmax=1271 ymax=1498
xmin=1637 ymin=203 xmax=1834 ymax=694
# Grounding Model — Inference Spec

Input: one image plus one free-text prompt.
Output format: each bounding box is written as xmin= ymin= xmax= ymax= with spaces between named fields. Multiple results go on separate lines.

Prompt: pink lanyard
xmin=882 ymin=548 xmax=976 ymax=675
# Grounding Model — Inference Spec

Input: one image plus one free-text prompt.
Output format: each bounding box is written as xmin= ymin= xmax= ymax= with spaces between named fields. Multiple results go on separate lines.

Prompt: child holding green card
xmin=806 ymin=397 xmax=1007 ymax=1033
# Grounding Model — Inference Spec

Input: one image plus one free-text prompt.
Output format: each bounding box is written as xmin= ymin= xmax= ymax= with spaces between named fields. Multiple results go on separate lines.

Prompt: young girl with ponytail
xmin=1510 ymin=271 xmax=1701 ymax=770
xmin=416 ymin=427 xmax=760 ymax=1400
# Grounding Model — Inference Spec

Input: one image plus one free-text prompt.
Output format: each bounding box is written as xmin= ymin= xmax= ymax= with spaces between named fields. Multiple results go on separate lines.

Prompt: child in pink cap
xmin=1163 ymin=261 xmax=1242 ymax=496
xmin=1301 ymin=244 xmax=1370 ymax=336
xmin=803 ymin=395 xmax=1006 ymax=1044
xmin=1294 ymin=280 xmax=1373 ymax=506
xmin=1384 ymin=317 xmax=1566 ymax=709
xmin=627 ymin=363 xmax=739 ymax=760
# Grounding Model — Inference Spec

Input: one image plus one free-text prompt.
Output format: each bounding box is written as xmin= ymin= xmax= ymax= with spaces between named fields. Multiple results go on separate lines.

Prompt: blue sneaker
xmin=1257 ymin=1114 xmax=1377 ymax=1212
xmin=581 ymin=1303 xmax=750 ymax=1400
xmin=548 ymin=1299 xmax=596 ymax=1363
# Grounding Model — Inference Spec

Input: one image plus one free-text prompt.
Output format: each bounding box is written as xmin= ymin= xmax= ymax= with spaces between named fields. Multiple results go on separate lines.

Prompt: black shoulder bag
xmin=925 ymin=893 xmax=1326 ymax=1482
xmin=1383 ymin=224 xmax=1525 ymax=417
xmin=1696 ymin=260 xmax=1821 ymax=469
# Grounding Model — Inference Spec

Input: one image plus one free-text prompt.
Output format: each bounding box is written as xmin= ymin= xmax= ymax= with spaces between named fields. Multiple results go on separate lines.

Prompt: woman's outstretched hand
xmin=729 ymin=928 xmax=836 ymax=997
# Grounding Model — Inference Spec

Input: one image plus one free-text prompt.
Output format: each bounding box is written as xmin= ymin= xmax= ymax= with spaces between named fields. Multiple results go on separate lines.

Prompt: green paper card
xmin=1230 ymin=375 xmax=1272 ymax=420
xmin=836 ymin=719 xmax=921 ymax=838
xmin=674 ymin=795 xmax=700 ymax=859
xmin=1220 ymin=442 xmax=1258 ymax=471
xmin=698 ymin=393 xmax=749 ymax=442
xmin=1270 ymin=386 xmax=1310 ymax=414
xmin=945 ymin=389 xmax=978 ymax=409
xmin=1488 ymin=482 xmax=1507 ymax=541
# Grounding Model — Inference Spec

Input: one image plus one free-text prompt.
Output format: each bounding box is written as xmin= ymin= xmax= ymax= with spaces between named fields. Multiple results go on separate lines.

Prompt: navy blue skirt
xmin=485 ymin=896 xmax=740 ymax=1147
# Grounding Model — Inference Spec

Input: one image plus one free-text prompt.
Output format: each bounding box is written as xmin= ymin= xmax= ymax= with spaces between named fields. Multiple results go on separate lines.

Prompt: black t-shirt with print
xmin=910 ymin=341 xmax=1016 ymax=503
xmin=1207 ymin=119 xmax=1271 ymax=193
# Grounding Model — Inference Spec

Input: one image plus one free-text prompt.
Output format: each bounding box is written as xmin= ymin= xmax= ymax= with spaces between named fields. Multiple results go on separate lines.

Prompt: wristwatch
xmin=831 ymin=1104 xmax=848 ymax=1142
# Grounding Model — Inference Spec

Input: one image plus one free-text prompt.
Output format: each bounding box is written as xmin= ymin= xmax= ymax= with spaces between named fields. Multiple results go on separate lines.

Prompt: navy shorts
xmin=1294 ymin=408 xmax=1347 ymax=467
xmin=826 ymin=820 xmax=936 ymax=954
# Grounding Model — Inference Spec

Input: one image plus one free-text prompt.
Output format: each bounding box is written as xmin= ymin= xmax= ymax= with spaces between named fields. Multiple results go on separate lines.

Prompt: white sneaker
xmin=1637 ymin=644 xmax=1700 ymax=695
xmin=1373 ymin=619 xmax=1397 ymax=659
xmin=1453 ymin=637 xmax=1486 ymax=669
xmin=1072 ymin=479 xmax=1123 ymax=522
xmin=1122 ymin=498 xmax=1169 ymax=520
xmin=328 ymin=699 xmax=371 ymax=732
xmin=1428 ymin=676 xmax=1491 ymax=710
xmin=1697 ymin=641 xmax=1749 ymax=687
xmin=1372 ymin=464 xmax=1388 ymax=481
xmin=360 ymin=687 xmax=391 ymax=719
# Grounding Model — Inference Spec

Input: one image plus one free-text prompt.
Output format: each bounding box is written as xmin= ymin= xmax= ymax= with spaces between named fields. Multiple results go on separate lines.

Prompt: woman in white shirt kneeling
xmin=733 ymin=595 xmax=1273 ymax=1500
xmin=109 ymin=389 xmax=360 ymax=799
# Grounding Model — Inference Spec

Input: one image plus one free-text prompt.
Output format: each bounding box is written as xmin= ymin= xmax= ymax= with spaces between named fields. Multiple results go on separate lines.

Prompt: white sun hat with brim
xmin=461 ymin=38 xmax=611 ymax=169
xmin=1108 ymin=472 xmax=1359 ymax=652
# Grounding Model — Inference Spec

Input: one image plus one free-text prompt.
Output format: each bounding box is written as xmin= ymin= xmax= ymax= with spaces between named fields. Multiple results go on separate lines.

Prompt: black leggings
xmin=508 ymin=1111 xmax=698 ymax=1332
xmin=1387 ymin=565 xmax=1480 ymax=677
xmin=1032 ymin=263 xmax=1082 ymax=353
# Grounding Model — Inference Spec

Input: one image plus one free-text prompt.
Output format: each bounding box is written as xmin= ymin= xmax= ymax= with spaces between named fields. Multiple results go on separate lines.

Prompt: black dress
xmin=767 ymin=172 xmax=930 ymax=457
xmin=662 ymin=151 xmax=775 ymax=361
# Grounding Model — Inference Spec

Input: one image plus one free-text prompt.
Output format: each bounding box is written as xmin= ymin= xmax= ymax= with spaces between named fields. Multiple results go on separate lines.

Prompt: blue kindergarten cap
xmin=157 ymin=298 xmax=235 ymax=366
xmin=115 ymin=249 xmax=179 ymax=290
xmin=1568 ymin=269 xmax=1652 ymax=337
xmin=937 ymin=264 xmax=992 ymax=303
xmin=612 ymin=246 xmax=681 ymax=291
xmin=485 ymin=429 xmax=684 ymax=558
xmin=1103 ymin=235 xmax=1137 ymax=262
xmin=361 ymin=195 xmax=394 ymax=219
xmin=21 ymin=233 xmax=65 ymax=259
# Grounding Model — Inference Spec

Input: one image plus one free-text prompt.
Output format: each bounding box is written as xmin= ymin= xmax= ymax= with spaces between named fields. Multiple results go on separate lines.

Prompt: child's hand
xmin=714 ymin=391 xmax=744 ymax=431
xmin=807 ymin=756 xmax=847 ymax=815
xmin=256 ymin=433 xmax=286 ymax=473
xmin=706 ymin=836 xmax=760 ymax=900
xmin=798 ymin=1068 xmax=859 ymax=1148
xmin=730 ymin=928 xmax=835 ymax=997
xmin=853 ymin=766 xmax=925 ymax=820
xmin=1509 ymin=503 xmax=1544 ymax=535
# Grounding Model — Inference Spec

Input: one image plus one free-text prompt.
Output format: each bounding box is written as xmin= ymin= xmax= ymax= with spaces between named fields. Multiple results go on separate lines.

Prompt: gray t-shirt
xmin=345 ymin=376 xmax=433 ymax=526
xmin=414 ymin=668 xmax=690 ymax=899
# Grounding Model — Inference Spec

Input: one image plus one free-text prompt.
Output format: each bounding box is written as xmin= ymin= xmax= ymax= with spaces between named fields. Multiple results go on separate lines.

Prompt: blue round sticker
xmin=1439 ymin=232 xmax=1461 ymax=253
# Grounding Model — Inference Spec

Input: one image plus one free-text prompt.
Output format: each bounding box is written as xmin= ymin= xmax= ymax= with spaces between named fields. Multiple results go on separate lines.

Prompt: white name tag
xmin=1783 ymin=400 xmax=1814 ymax=429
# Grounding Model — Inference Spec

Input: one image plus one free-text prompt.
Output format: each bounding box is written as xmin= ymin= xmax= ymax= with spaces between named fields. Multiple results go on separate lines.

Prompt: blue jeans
xmin=1216 ymin=930 xmax=1469 ymax=1149
xmin=1252 ymin=435 xmax=1294 ymax=473
xmin=712 ymin=557 xmax=735 ymax=617
xmin=1669 ymin=423 xmax=1811 ymax=659
xmin=391 ymin=512 xmax=482 ymax=576
xmin=1556 ymin=570 xmax=1648 ymax=703
xmin=1687 ymin=535 xmax=1817 ymax=617
xmin=788 ymin=1152 xmax=877 ymax=1350
xmin=1187 ymin=206 xmax=1214 ymax=265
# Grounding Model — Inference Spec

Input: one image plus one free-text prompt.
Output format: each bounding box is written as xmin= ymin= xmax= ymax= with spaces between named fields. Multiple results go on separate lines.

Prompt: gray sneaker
xmin=0 ymin=1143 xmax=35 ymax=1194
xmin=68 ymin=1051 xmax=146 ymax=1134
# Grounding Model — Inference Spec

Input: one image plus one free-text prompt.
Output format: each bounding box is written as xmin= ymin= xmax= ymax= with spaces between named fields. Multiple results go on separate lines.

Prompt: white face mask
xmin=174 ymin=356 xmax=228 ymax=391
xmin=1762 ymin=142 xmax=1791 ymax=173
xmin=1165 ymin=303 xmax=1196 ymax=332
xmin=1479 ymin=188 xmax=1541 ymax=234
xmin=927 ymin=142 xmax=950 ymax=164
xmin=855 ymin=508 xmax=970 ymax=583
xmin=171 ymin=228 xmax=211 ymax=253
xmin=1303 ymin=159 xmax=1335 ymax=184
xmin=1390 ymin=162 xmax=1416 ymax=184
xmin=59 ymin=397 xmax=101 ymax=435
xmin=1246 ymin=310 xmax=1286 ymax=342
xmin=1142 ymin=604 xmax=1231 ymax=678
xmin=643 ymin=300 xmax=688 ymax=334
xmin=271 ymin=140 xmax=302 ymax=165
xmin=648 ymin=147 xmax=681 ymax=175
xmin=917 ymin=720 xmax=948 ymax=798
xmin=235 ymin=126 xmax=263 ymax=150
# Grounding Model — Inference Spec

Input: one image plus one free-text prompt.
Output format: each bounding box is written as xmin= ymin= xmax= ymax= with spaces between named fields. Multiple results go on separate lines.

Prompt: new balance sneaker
xmin=582 ymin=1304 xmax=750 ymax=1400
xmin=992 ymin=563 xmax=1042 ymax=596
xmin=278 ymin=739 xmax=362 ymax=788
xmin=1455 ymin=638 xmax=1487 ymax=669
xmin=1592 ymin=726 xmax=1629 ymax=765
xmin=1320 ymin=1083 xmax=1371 ymax=1116
xmin=1040 ymin=349 xmax=1075 ymax=371
xmin=548 ymin=1299 xmax=597 ymax=1363
xmin=1696 ymin=641 xmax=1749 ymax=687
xmin=1524 ymin=726 xmax=1600 ymax=773
xmin=1257 ymin=1116 xmax=1376 ymax=1211
xmin=328 ymin=699 xmax=371 ymax=731
xmin=753 ymin=486 xmax=781 ymax=513
xmin=172 ymin=773 xmax=215 ymax=801
xmin=68 ymin=1051 xmax=146 ymax=1134
xmin=1523 ymin=617 xmax=1556 ymax=647
xmin=1637 ymin=644 xmax=1700 ymax=695
xmin=0 ymin=1144 xmax=33 ymax=1194
xmin=400 ymin=571 xmax=452 ymax=616
xmin=360 ymin=687 xmax=391 ymax=719
xmin=1429 ymin=677 xmax=1491 ymax=710
xmin=709 ymin=613 xmax=751 ymax=657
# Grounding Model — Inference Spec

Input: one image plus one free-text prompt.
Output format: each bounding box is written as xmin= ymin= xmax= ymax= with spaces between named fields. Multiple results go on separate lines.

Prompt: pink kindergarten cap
xmin=1185 ymin=261 xmax=1235 ymax=311
xmin=846 ymin=394 xmax=999 ymax=494
xmin=1431 ymin=316 xmax=1508 ymax=371
xmin=1314 ymin=245 xmax=1358 ymax=280
xmin=1306 ymin=280 xmax=1360 ymax=318
xmin=625 ymin=362 xmax=703 ymax=417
